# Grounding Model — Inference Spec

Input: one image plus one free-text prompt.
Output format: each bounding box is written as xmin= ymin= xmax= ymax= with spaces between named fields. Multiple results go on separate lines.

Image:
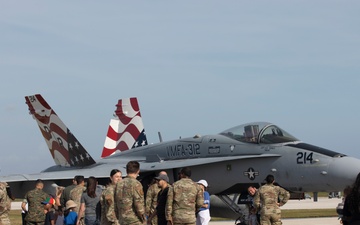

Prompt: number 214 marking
xmin=296 ymin=152 xmax=313 ymax=164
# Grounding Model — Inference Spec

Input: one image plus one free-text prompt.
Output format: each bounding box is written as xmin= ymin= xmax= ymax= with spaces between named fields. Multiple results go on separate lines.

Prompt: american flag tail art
xmin=101 ymin=97 xmax=148 ymax=158
xmin=25 ymin=94 xmax=96 ymax=167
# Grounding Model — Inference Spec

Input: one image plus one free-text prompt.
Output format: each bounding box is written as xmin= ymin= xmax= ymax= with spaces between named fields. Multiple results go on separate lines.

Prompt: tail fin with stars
xmin=25 ymin=94 xmax=96 ymax=167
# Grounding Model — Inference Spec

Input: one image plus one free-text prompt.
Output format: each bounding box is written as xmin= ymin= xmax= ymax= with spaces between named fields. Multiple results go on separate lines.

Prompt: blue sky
xmin=1 ymin=1 xmax=360 ymax=175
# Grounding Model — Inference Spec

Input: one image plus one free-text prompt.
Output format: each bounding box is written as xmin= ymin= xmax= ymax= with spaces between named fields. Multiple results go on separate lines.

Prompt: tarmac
xmin=12 ymin=197 xmax=343 ymax=225
xmin=209 ymin=197 xmax=343 ymax=225
xmin=210 ymin=217 xmax=340 ymax=225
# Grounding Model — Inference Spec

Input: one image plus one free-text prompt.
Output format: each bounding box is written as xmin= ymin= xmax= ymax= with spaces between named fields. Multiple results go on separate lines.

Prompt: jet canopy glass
xmin=220 ymin=122 xmax=299 ymax=144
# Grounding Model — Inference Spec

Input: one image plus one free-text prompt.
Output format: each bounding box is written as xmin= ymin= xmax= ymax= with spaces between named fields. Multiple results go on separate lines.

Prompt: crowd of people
xmin=0 ymin=161 xmax=210 ymax=225
xmin=10 ymin=164 xmax=360 ymax=225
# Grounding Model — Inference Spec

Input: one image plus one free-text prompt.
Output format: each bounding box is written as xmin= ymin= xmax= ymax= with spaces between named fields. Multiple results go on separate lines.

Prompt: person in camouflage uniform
xmin=166 ymin=167 xmax=203 ymax=225
xmin=114 ymin=161 xmax=146 ymax=225
xmin=100 ymin=169 xmax=122 ymax=225
xmin=146 ymin=171 xmax=167 ymax=225
xmin=0 ymin=182 xmax=11 ymax=225
xmin=21 ymin=179 xmax=49 ymax=225
xmin=253 ymin=175 xmax=290 ymax=225
xmin=70 ymin=175 xmax=85 ymax=225
xmin=61 ymin=175 xmax=79 ymax=207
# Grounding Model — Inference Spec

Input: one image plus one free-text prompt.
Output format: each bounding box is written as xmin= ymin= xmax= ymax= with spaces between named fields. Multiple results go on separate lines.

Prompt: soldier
xmin=253 ymin=175 xmax=290 ymax=225
xmin=70 ymin=175 xmax=85 ymax=225
xmin=0 ymin=182 xmax=11 ymax=225
xmin=114 ymin=161 xmax=146 ymax=225
xmin=166 ymin=167 xmax=203 ymax=225
xmin=100 ymin=169 xmax=122 ymax=225
xmin=61 ymin=175 xmax=79 ymax=207
xmin=146 ymin=171 xmax=167 ymax=225
xmin=21 ymin=179 xmax=50 ymax=225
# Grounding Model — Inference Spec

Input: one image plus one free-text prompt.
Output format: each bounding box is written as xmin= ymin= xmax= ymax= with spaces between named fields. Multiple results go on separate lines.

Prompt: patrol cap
xmin=197 ymin=179 xmax=208 ymax=188
xmin=66 ymin=200 xmax=77 ymax=210
xmin=155 ymin=174 xmax=169 ymax=183
xmin=41 ymin=197 xmax=56 ymax=206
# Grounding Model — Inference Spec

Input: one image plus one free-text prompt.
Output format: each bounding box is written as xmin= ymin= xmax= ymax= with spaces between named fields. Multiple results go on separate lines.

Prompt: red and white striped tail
xmin=101 ymin=97 xmax=148 ymax=158
xmin=25 ymin=94 xmax=96 ymax=167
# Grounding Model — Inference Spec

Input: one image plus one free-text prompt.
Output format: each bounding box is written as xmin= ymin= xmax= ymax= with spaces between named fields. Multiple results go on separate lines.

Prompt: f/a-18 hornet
xmin=1 ymin=94 xmax=359 ymax=221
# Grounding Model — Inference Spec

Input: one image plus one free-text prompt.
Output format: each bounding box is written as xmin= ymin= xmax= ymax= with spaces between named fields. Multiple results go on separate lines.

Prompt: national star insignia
xmin=244 ymin=167 xmax=259 ymax=180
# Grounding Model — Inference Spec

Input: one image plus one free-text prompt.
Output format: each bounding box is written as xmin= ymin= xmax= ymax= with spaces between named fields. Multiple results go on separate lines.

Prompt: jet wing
xmin=140 ymin=153 xmax=281 ymax=171
xmin=0 ymin=162 xmax=128 ymax=182
xmin=0 ymin=154 xmax=280 ymax=182
xmin=0 ymin=171 xmax=94 ymax=182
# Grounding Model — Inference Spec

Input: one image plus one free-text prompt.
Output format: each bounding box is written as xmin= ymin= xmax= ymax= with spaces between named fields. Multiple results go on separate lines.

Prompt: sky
xmin=0 ymin=1 xmax=360 ymax=175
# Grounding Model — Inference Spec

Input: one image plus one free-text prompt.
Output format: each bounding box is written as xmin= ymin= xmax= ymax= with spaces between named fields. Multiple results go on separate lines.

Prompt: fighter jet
xmin=1 ymin=94 xmax=359 ymax=220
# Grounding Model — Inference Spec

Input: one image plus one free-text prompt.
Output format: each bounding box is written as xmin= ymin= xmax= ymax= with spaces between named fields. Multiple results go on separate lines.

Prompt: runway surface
xmin=210 ymin=197 xmax=342 ymax=225
xmin=12 ymin=197 xmax=343 ymax=224
xmin=281 ymin=197 xmax=342 ymax=209
xmin=210 ymin=217 xmax=340 ymax=225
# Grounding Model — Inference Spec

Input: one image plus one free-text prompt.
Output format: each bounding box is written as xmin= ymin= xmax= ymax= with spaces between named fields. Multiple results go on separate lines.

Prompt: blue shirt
xmin=199 ymin=191 xmax=210 ymax=211
xmin=64 ymin=211 xmax=78 ymax=225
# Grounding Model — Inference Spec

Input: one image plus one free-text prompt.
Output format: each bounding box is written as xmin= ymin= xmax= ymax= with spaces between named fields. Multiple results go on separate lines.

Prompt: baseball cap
xmin=155 ymin=174 xmax=169 ymax=183
xmin=197 ymin=179 xmax=208 ymax=188
xmin=41 ymin=197 xmax=56 ymax=206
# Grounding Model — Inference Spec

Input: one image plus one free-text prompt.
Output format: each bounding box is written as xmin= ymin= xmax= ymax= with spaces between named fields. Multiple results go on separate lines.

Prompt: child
xmin=64 ymin=200 xmax=78 ymax=225
xmin=248 ymin=206 xmax=259 ymax=225
xmin=41 ymin=197 xmax=56 ymax=225
xmin=55 ymin=206 xmax=64 ymax=225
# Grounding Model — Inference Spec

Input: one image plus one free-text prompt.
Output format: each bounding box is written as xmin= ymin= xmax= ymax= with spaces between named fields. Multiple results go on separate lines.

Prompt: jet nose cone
xmin=327 ymin=156 xmax=360 ymax=190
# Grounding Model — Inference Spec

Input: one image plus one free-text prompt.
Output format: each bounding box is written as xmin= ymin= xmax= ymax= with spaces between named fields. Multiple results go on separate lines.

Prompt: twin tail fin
xmin=25 ymin=94 xmax=96 ymax=167
xmin=101 ymin=97 xmax=148 ymax=158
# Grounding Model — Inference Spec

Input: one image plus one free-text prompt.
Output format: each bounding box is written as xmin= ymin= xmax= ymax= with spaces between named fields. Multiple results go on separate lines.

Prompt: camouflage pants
xmin=78 ymin=217 xmax=85 ymax=225
xmin=0 ymin=215 xmax=10 ymax=225
xmin=26 ymin=222 xmax=45 ymax=225
xmin=148 ymin=215 xmax=157 ymax=225
xmin=259 ymin=212 xmax=281 ymax=225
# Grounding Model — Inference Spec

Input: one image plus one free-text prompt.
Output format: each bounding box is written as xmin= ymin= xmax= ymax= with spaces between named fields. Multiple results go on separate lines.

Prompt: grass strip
xmin=9 ymin=210 xmax=23 ymax=225
xmin=282 ymin=208 xmax=337 ymax=218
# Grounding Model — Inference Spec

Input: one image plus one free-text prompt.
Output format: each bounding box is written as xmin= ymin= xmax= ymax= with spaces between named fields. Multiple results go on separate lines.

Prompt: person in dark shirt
xmin=148 ymin=174 xmax=171 ymax=225
xmin=42 ymin=197 xmax=56 ymax=225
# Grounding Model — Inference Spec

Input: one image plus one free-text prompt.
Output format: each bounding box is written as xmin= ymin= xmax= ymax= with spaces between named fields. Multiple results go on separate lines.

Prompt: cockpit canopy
xmin=220 ymin=122 xmax=299 ymax=144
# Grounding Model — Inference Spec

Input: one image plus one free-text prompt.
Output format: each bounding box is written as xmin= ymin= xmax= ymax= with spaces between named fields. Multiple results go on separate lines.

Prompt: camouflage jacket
xmin=145 ymin=183 xmax=160 ymax=216
xmin=146 ymin=183 xmax=160 ymax=225
xmin=61 ymin=184 xmax=76 ymax=206
xmin=100 ymin=184 xmax=119 ymax=225
xmin=0 ymin=182 xmax=11 ymax=216
xmin=165 ymin=178 xmax=203 ymax=224
xmin=114 ymin=176 xmax=146 ymax=225
xmin=253 ymin=183 xmax=290 ymax=213
xmin=24 ymin=188 xmax=49 ymax=222
xmin=70 ymin=185 xmax=86 ymax=214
